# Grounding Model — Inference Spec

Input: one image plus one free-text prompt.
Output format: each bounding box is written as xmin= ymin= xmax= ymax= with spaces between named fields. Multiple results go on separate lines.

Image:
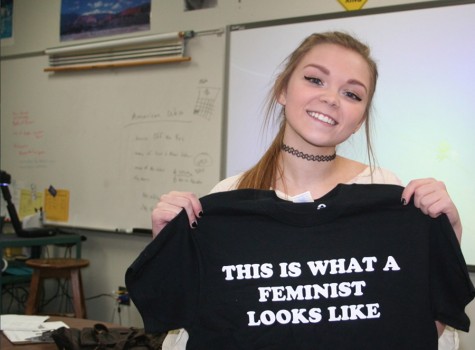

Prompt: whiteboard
xmin=226 ymin=2 xmax=475 ymax=266
xmin=1 ymin=33 xmax=225 ymax=231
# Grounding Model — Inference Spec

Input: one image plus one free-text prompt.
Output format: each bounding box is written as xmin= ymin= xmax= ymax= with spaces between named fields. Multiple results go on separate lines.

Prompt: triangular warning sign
xmin=338 ymin=0 xmax=368 ymax=11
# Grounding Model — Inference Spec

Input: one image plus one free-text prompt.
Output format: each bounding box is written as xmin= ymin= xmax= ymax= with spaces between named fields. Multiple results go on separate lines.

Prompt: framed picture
xmin=60 ymin=0 xmax=151 ymax=41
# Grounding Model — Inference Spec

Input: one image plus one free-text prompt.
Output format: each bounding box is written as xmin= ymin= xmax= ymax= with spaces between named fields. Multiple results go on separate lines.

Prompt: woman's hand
xmin=401 ymin=178 xmax=462 ymax=243
xmin=152 ymin=191 xmax=203 ymax=238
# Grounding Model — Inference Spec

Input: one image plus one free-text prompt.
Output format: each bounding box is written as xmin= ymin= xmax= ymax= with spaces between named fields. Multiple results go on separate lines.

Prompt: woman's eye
xmin=304 ymin=76 xmax=323 ymax=86
xmin=344 ymin=91 xmax=362 ymax=102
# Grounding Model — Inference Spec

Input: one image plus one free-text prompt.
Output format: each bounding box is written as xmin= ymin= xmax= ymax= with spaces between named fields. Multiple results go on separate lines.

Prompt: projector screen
xmin=226 ymin=1 xmax=475 ymax=267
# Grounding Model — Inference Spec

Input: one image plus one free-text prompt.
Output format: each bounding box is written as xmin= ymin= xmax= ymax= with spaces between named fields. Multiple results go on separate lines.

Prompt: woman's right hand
xmin=152 ymin=191 xmax=203 ymax=238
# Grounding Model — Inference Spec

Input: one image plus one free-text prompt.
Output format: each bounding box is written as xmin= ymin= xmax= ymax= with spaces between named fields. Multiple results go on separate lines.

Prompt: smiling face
xmin=278 ymin=43 xmax=372 ymax=151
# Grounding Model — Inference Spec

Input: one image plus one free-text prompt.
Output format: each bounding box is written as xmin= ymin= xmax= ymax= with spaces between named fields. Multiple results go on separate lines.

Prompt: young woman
xmin=151 ymin=32 xmax=463 ymax=349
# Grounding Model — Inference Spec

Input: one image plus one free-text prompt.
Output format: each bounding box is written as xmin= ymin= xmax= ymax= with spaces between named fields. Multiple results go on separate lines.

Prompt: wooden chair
xmin=25 ymin=258 xmax=89 ymax=318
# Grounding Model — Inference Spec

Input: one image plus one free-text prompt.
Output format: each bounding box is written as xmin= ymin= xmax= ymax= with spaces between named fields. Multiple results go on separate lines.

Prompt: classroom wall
xmin=0 ymin=0 xmax=443 ymax=57
xmin=2 ymin=0 xmax=474 ymax=348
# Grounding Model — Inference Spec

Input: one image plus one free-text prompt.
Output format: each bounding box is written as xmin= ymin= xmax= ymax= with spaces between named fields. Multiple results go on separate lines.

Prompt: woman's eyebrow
xmin=305 ymin=63 xmax=329 ymax=75
xmin=347 ymin=79 xmax=368 ymax=93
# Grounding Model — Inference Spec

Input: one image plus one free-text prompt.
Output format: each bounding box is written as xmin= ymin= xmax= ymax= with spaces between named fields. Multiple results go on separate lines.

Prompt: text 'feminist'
xmin=221 ymin=256 xmax=401 ymax=327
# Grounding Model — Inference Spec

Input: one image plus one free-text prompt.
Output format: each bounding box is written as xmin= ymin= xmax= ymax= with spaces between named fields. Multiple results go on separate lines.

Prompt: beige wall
xmin=459 ymin=284 xmax=475 ymax=349
xmin=2 ymin=0 xmax=443 ymax=57
xmin=2 ymin=0 xmax=473 ymax=348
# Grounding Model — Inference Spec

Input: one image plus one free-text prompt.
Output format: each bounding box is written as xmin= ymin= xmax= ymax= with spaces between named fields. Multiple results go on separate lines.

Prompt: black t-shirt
xmin=126 ymin=184 xmax=474 ymax=350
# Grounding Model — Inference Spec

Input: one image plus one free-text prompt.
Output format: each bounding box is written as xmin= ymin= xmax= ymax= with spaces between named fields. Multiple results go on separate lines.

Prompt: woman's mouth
xmin=307 ymin=111 xmax=337 ymax=125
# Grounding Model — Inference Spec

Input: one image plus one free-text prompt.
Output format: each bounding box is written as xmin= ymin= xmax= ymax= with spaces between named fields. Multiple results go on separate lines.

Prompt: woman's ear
xmin=277 ymin=91 xmax=287 ymax=105
xmin=354 ymin=123 xmax=363 ymax=134
xmin=354 ymin=114 xmax=367 ymax=133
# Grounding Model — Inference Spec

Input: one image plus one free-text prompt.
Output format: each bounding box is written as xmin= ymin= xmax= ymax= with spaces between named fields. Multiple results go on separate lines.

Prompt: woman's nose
xmin=319 ymin=91 xmax=339 ymax=108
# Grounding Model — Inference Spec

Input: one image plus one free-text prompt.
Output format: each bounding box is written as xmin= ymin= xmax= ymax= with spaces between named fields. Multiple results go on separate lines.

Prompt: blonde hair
xmin=236 ymin=31 xmax=378 ymax=190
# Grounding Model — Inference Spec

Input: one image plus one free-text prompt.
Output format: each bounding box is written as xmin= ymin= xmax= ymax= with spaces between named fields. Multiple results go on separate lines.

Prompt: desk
xmin=0 ymin=233 xmax=83 ymax=314
xmin=1 ymin=316 xmax=126 ymax=350
xmin=0 ymin=233 xmax=83 ymax=260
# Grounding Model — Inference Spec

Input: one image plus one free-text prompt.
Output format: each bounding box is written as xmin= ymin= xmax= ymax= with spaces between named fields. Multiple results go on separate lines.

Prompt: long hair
xmin=236 ymin=31 xmax=379 ymax=190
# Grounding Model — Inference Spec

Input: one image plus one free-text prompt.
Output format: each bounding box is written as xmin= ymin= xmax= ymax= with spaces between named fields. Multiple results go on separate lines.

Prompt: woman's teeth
xmin=308 ymin=111 xmax=336 ymax=125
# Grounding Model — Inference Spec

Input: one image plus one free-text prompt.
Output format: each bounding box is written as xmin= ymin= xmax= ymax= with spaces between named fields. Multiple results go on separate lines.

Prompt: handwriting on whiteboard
xmin=10 ymin=111 xmax=54 ymax=168
xmin=125 ymin=84 xmax=218 ymax=215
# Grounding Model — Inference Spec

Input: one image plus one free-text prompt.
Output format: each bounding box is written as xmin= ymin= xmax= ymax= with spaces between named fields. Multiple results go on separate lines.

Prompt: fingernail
xmin=191 ymin=221 xmax=198 ymax=228
xmin=198 ymin=211 xmax=204 ymax=218
xmin=401 ymin=198 xmax=407 ymax=205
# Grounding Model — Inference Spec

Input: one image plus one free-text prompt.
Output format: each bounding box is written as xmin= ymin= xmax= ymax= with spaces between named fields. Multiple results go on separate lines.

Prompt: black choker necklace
xmin=281 ymin=143 xmax=336 ymax=162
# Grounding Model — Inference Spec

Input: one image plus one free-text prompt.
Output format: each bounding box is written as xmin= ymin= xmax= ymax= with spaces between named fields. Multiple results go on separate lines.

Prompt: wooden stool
xmin=25 ymin=258 xmax=89 ymax=318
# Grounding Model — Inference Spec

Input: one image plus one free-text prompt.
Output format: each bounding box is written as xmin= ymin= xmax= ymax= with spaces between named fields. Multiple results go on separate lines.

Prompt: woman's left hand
xmin=401 ymin=178 xmax=462 ymax=243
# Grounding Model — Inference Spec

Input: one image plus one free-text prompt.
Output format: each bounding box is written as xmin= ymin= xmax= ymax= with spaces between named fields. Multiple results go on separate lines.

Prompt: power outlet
xmin=116 ymin=286 xmax=130 ymax=306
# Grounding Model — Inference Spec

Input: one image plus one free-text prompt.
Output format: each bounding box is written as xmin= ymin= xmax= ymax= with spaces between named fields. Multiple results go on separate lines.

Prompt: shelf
xmin=44 ymin=56 xmax=191 ymax=72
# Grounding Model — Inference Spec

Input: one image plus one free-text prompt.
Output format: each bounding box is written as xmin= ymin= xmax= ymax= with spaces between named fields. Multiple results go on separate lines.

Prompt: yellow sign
xmin=19 ymin=189 xmax=44 ymax=219
xmin=338 ymin=0 xmax=368 ymax=11
xmin=44 ymin=189 xmax=70 ymax=222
